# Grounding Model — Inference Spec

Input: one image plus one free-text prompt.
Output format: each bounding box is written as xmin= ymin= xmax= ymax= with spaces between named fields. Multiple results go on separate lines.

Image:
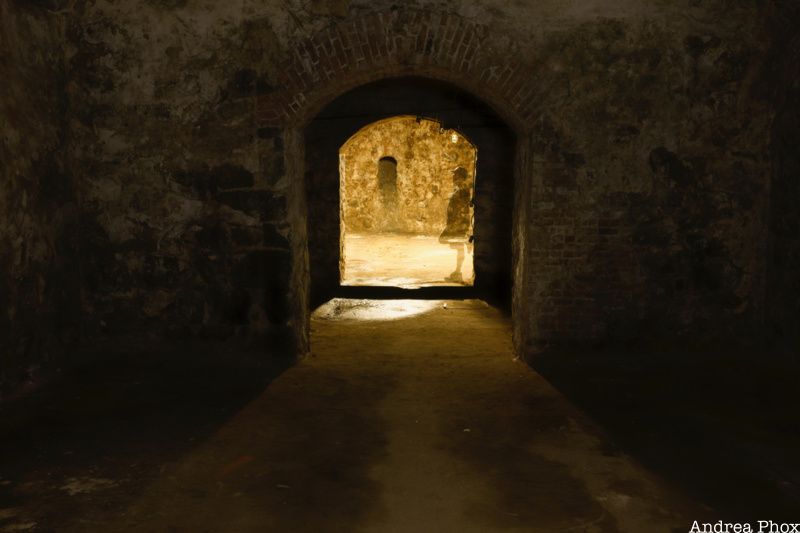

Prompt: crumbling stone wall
xmin=0 ymin=0 xmax=80 ymax=398
xmin=340 ymin=116 xmax=476 ymax=235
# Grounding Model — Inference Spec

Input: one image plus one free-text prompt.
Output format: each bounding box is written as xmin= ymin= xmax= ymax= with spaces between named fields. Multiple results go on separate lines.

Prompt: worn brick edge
xmin=255 ymin=8 xmax=539 ymax=131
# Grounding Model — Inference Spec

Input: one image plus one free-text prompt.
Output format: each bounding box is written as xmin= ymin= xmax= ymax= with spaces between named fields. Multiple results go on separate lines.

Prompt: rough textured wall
xmin=764 ymin=1 xmax=800 ymax=350
xmin=768 ymin=89 xmax=800 ymax=348
xmin=0 ymin=1 xmax=79 ymax=398
xmin=68 ymin=2 xmax=293 ymax=348
xmin=522 ymin=5 xmax=775 ymax=346
xmin=249 ymin=1 xmax=780 ymax=349
xmin=341 ymin=116 xmax=475 ymax=235
xmin=66 ymin=0 xmax=787 ymax=353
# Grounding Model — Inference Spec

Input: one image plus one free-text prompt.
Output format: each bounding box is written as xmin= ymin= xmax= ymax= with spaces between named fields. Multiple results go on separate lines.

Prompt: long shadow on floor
xmin=531 ymin=344 xmax=800 ymax=522
xmin=0 ymin=338 xmax=292 ymax=530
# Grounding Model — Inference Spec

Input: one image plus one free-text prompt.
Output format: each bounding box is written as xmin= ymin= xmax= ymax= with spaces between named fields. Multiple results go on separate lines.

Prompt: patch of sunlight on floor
xmin=342 ymin=233 xmax=474 ymax=288
xmin=313 ymin=298 xmax=444 ymax=321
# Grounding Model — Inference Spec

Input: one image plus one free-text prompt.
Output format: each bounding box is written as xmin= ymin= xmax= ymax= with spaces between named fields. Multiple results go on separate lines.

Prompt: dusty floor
xmin=1 ymin=299 xmax=797 ymax=531
xmin=342 ymin=233 xmax=474 ymax=287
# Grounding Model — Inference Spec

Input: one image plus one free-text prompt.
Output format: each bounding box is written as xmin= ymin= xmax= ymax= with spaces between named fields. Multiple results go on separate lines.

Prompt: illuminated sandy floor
xmin=51 ymin=300 xmax=698 ymax=532
xmin=1 ymin=303 xmax=793 ymax=531
xmin=342 ymin=233 xmax=474 ymax=288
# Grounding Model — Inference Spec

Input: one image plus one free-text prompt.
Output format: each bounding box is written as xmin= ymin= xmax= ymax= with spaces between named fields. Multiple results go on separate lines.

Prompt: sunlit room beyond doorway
xmin=339 ymin=116 xmax=477 ymax=288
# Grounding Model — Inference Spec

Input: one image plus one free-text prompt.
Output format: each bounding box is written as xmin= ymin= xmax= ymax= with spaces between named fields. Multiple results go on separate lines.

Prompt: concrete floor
xmin=0 ymin=299 xmax=718 ymax=532
xmin=342 ymin=233 xmax=474 ymax=288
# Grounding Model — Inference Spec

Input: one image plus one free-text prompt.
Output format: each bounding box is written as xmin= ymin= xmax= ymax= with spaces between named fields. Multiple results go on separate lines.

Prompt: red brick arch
xmin=255 ymin=8 xmax=540 ymax=132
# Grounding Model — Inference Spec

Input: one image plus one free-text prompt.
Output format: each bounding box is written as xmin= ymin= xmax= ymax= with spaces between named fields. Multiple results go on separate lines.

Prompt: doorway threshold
xmin=336 ymin=285 xmax=477 ymax=300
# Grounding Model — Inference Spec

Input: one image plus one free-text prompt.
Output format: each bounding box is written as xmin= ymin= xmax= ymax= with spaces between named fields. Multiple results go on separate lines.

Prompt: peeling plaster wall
xmin=0 ymin=1 xmax=79 ymax=397
xmin=341 ymin=116 xmax=476 ymax=235
xmin=64 ymin=0 xmax=789 ymax=354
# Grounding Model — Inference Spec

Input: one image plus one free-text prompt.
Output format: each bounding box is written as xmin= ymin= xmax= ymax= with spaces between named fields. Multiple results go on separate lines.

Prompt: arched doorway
xmin=339 ymin=115 xmax=478 ymax=288
xmin=303 ymin=77 xmax=517 ymax=311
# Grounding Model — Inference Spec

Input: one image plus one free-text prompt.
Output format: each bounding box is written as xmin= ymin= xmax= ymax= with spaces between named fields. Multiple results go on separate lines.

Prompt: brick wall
xmin=255 ymin=9 xmax=537 ymax=131
xmin=259 ymin=5 xmax=775 ymax=353
xmin=66 ymin=1 xmax=780 ymax=360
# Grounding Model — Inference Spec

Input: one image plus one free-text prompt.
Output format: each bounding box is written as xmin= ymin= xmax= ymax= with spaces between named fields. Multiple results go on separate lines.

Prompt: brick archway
xmin=255 ymin=8 xmax=539 ymax=133
xmin=282 ymin=78 xmax=530 ymax=357
xmin=264 ymin=9 xmax=536 ymax=357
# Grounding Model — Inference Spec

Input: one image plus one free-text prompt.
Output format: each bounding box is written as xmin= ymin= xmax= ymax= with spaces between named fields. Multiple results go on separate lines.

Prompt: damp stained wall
xmin=764 ymin=0 xmax=800 ymax=351
xmin=0 ymin=0 xmax=787 ymax=390
xmin=340 ymin=116 xmax=476 ymax=235
xmin=521 ymin=11 xmax=776 ymax=344
xmin=0 ymin=0 xmax=79 ymax=398
xmin=67 ymin=0 xmax=292 ymax=345
xmin=68 ymin=0 xmax=782 ymax=349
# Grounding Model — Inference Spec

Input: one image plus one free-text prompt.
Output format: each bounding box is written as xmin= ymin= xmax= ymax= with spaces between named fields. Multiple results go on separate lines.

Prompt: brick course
xmin=255 ymin=9 xmax=535 ymax=132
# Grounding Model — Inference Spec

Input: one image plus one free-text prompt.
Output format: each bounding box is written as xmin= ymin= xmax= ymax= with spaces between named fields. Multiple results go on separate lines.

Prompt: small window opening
xmin=377 ymin=156 xmax=398 ymax=231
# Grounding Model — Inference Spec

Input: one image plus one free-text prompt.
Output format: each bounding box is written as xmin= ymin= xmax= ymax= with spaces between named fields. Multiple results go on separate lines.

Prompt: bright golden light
xmin=339 ymin=116 xmax=477 ymax=288
xmin=313 ymin=298 xmax=443 ymax=321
